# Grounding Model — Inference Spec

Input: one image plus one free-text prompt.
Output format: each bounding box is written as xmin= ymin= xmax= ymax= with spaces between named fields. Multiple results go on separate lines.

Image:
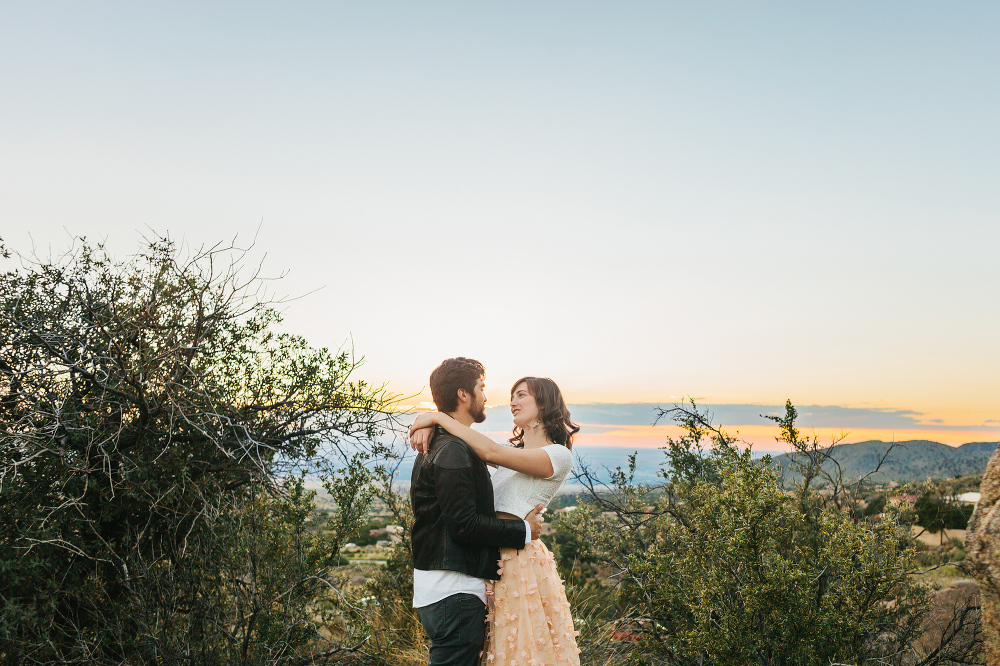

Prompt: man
xmin=410 ymin=357 xmax=544 ymax=666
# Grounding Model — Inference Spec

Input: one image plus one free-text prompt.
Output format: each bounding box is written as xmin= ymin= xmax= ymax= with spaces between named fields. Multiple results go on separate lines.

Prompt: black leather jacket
xmin=410 ymin=427 xmax=527 ymax=580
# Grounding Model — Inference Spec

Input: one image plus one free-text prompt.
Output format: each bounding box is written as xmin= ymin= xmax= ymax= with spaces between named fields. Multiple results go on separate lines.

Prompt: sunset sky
xmin=2 ymin=3 xmax=997 ymax=452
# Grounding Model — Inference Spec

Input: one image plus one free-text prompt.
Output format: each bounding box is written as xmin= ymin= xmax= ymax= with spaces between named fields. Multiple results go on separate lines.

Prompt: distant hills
xmin=382 ymin=441 xmax=999 ymax=490
xmin=770 ymin=440 xmax=999 ymax=484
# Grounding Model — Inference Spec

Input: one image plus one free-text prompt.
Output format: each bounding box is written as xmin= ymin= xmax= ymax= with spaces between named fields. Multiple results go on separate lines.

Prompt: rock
xmin=965 ymin=443 xmax=1000 ymax=661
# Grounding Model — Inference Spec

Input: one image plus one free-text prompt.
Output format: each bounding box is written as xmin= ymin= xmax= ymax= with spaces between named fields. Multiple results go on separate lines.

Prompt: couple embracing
xmin=409 ymin=357 xmax=582 ymax=666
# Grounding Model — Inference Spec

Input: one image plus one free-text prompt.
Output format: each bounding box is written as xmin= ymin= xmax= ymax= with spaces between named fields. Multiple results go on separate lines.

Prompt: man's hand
xmin=526 ymin=504 xmax=545 ymax=540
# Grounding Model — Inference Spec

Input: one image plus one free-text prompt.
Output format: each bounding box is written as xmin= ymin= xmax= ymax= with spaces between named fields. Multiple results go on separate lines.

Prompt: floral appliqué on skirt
xmin=480 ymin=540 xmax=581 ymax=666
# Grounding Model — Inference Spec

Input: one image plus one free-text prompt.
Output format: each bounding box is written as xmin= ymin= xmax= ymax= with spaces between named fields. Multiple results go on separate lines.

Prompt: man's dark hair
xmin=429 ymin=357 xmax=485 ymax=413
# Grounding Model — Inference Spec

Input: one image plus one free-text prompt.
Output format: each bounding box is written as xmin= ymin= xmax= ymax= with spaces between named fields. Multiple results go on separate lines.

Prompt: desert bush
xmin=0 ymin=236 xmax=397 ymax=665
xmin=354 ymin=472 xmax=427 ymax=666
xmin=560 ymin=400 xmax=983 ymax=666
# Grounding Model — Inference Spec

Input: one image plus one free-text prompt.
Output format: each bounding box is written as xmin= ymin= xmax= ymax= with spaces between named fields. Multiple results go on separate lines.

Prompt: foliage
xmin=541 ymin=525 xmax=600 ymax=583
xmin=353 ymin=468 xmax=427 ymax=665
xmin=914 ymin=492 xmax=975 ymax=532
xmin=348 ymin=518 xmax=392 ymax=548
xmin=0 ymin=236 xmax=398 ymax=665
xmin=561 ymin=400 xmax=983 ymax=666
xmin=863 ymin=494 xmax=887 ymax=517
xmin=562 ymin=579 xmax=637 ymax=666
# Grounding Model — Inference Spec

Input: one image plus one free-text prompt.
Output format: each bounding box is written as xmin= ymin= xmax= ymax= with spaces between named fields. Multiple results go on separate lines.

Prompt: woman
xmin=410 ymin=376 xmax=582 ymax=666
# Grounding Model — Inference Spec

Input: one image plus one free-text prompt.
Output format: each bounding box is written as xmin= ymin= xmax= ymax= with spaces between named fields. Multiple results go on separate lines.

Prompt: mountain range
xmin=770 ymin=440 xmax=999 ymax=484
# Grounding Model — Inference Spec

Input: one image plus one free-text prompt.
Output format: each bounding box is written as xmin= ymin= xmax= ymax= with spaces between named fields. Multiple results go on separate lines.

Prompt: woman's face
xmin=510 ymin=382 xmax=540 ymax=428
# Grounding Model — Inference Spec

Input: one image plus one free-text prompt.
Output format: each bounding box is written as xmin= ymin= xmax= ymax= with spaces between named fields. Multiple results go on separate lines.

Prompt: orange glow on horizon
xmin=537 ymin=423 xmax=1000 ymax=453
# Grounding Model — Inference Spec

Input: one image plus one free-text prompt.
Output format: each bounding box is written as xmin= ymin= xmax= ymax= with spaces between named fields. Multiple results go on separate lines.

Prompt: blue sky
xmin=2 ymin=2 xmax=998 ymax=446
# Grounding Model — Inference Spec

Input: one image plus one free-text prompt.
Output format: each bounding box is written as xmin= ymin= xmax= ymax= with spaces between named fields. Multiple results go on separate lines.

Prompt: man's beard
xmin=471 ymin=398 xmax=487 ymax=424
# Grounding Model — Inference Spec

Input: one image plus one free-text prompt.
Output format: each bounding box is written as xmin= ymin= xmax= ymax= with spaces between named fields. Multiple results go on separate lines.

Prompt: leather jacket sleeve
xmin=433 ymin=440 xmax=527 ymax=550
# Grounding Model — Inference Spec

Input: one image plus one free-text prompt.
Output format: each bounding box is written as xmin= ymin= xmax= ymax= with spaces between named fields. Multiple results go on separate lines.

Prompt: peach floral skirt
xmin=481 ymin=540 xmax=581 ymax=666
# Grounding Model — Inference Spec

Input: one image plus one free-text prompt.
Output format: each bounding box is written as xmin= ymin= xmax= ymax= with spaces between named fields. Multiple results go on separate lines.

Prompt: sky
xmin=2 ymin=2 xmax=998 ymax=452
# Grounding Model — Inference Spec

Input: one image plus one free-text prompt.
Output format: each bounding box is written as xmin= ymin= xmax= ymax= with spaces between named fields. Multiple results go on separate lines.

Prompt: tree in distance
xmin=0 ymin=236 xmax=398 ymax=665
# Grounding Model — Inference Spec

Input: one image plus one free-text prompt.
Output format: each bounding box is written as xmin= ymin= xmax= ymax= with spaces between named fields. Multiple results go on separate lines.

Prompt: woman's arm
xmin=410 ymin=412 xmax=554 ymax=479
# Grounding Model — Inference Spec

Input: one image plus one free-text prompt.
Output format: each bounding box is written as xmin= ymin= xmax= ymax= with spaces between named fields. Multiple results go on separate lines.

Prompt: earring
xmin=530 ymin=419 xmax=541 ymax=429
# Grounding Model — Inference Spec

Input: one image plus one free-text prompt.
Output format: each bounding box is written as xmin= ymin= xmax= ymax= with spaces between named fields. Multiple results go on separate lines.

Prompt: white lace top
xmin=492 ymin=444 xmax=575 ymax=518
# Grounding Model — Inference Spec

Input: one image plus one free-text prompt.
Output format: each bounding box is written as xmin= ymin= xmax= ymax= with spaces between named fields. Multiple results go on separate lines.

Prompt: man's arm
xmin=433 ymin=441 xmax=532 ymax=550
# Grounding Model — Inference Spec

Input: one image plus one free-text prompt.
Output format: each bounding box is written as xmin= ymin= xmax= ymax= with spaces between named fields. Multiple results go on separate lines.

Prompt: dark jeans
xmin=417 ymin=593 xmax=487 ymax=666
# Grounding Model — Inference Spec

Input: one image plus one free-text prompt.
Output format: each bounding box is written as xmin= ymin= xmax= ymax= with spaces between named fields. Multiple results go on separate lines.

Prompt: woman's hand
xmin=408 ymin=412 xmax=440 ymax=453
xmin=410 ymin=412 xmax=439 ymax=432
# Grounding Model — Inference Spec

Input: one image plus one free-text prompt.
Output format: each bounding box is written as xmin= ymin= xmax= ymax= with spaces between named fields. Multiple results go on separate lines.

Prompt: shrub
xmin=561 ymin=400 xmax=983 ymax=665
xmin=0 ymin=236 xmax=396 ymax=665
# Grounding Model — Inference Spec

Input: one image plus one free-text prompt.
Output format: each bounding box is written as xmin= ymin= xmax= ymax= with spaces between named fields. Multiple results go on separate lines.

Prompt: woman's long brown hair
xmin=508 ymin=377 xmax=580 ymax=450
